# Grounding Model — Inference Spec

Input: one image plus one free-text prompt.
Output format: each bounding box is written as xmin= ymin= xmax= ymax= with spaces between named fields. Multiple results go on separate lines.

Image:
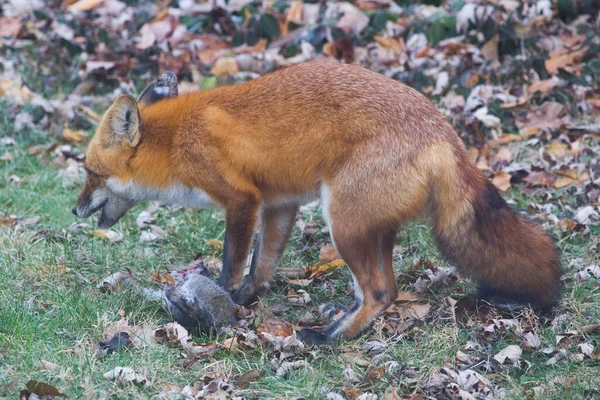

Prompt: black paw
xmin=231 ymin=278 xmax=262 ymax=306
xmin=297 ymin=328 xmax=332 ymax=346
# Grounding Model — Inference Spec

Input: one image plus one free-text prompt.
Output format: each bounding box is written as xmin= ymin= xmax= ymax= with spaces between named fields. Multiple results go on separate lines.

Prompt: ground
xmin=1 ymin=0 xmax=600 ymax=399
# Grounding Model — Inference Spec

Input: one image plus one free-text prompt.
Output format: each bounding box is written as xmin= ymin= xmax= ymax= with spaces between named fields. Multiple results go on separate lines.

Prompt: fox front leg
xmin=217 ymin=197 xmax=260 ymax=293
xmin=233 ymin=203 xmax=298 ymax=305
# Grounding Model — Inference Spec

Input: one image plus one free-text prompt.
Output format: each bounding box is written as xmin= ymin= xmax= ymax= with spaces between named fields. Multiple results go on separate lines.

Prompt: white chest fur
xmin=107 ymin=178 xmax=219 ymax=209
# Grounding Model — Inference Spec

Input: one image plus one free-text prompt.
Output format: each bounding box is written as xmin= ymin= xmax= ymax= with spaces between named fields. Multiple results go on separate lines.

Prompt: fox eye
xmin=84 ymin=167 xmax=101 ymax=178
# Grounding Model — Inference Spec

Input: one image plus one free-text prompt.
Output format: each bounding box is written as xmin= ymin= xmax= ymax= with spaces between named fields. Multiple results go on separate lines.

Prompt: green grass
xmin=1 ymin=119 xmax=599 ymax=399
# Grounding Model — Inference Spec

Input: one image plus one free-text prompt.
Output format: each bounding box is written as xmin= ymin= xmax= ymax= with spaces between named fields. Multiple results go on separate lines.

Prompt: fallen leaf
xmin=0 ymin=17 xmax=21 ymax=37
xmin=522 ymin=331 xmax=541 ymax=350
xmin=578 ymin=343 xmax=594 ymax=357
xmin=136 ymin=211 xmax=155 ymax=228
xmin=36 ymin=360 xmax=59 ymax=372
xmin=545 ymin=140 xmax=568 ymax=158
xmin=206 ymin=239 xmax=225 ymax=249
xmin=96 ymin=270 xmax=131 ymax=293
xmin=342 ymin=387 xmax=364 ymax=400
xmin=528 ymin=79 xmax=557 ymax=95
xmin=62 ymin=123 xmax=88 ymax=143
xmin=480 ymin=34 xmax=499 ymax=62
xmin=398 ymin=302 xmax=430 ymax=320
xmin=553 ymin=172 xmax=589 ymax=189
xmin=286 ymin=0 xmax=303 ymax=24
xmin=68 ymin=0 xmax=104 ymax=12
xmin=103 ymin=367 xmax=148 ymax=385
xmin=25 ymin=381 xmax=66 ymax=398
xmin=491 ymin=171 xmax=511 ymax=191
xmin=155 ymin=322 xmax=221 ymax=357
xmin=545 ymin=47 xmax=587 ymax=75
xmin=286 ymin=289 xmax=311 ymax=305
xmin=211 ymin=58 xmax=239 ymax=77
xmin=233 ymin=369 xmax=265 ymax=389
xmin=29 ymin=264 xmax=71 ymax=276
xmin=258 ymin=318 xmax=294 ymax=337
xmin=319 ymin=244 xmax=339 ymax=262
xmin=394 ymin=291 xmax=422 ymax=302
xmin=493 ymin=344 xmax=522 ymax=364
xmin=361 ymin=365 xmax=385 ymax=385
xmin=93 ymin=229 xmax=123 ymax=243
xmin=275 ymin=360 xmax=308 ymax=377
xmin=307 ymin=259 xmax=345 ymax=278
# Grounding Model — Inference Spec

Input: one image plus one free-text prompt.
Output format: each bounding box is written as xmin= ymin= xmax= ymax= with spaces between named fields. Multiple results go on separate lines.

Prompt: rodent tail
xmin=430 ymin=150 xmax=561 ymax=311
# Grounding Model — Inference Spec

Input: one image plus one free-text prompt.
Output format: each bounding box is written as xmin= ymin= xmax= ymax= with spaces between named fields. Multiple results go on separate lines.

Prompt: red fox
xmin=73 ymin=61 xmax=560 ymax=345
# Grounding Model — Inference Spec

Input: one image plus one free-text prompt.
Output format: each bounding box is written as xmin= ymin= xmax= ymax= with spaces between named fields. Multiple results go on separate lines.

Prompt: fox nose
xmin=72 ymin=207 xmax=78 ymax=217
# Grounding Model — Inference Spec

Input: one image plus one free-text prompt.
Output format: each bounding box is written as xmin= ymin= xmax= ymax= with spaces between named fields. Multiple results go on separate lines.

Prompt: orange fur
xmin=76 ymin=61 xmax=561 ymax=344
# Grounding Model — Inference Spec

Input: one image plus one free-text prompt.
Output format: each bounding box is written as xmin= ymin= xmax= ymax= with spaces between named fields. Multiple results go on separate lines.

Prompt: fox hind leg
xmin=298 ymin=223 xmax=398 ymax=345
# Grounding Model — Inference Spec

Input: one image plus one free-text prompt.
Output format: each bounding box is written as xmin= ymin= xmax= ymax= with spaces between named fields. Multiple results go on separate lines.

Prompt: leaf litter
xmin=1 ymin=0 xmax=600 ymax=397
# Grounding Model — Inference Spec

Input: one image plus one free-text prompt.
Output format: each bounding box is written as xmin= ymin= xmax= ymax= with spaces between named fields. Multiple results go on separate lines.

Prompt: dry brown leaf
xmin=481 ymin=34 xmax=499 ymax=62
xmin=307 ymin=259 xmax=345 ymax=278
xmin=395 ymin=291 xmax=422 ymax=302
xmin=206 ymin=239 xmax=224 ymax=249
xmin=491 ymin=171 xmax=511 ymax=192
xmin=342 ymin=387 xmax=364 ymax=400
xmin=398 ymin=302 xmax=430 ymax=320
xmin=277 ymin=267 xmax=307 ymax=279
xmin=375 ymin=37 xmax=404 ymax=56
xmin=494 ymin=344 xmax=522 ymax=364
xmin=222 ymin=336 xmax=241 ymax=353
xmin=580 ymin=324 xmax=600 ymax=334
xmin=234 ymin=369 xmax=265 ymax=389
xmin=319 ymin=244 xmax=339 ymax=262
xmin=520 ymin=126 xmax=540 ymax=137
xmin=151 ymin=272 xmax=167 ymax=283
xmin=528 ymin=79 xmax=556 ymax=95
xmin=384 ymin=388 xmax=403 ymax=400
xmin=137 ymin=23 xmax=156 ymax=49
xmin=62 ymin=123 xmax=88 ymax=143
xmin=103 ymin=367 xmax=148 ymax=385
xmin=553 ymin=172 xmax=589 ymax=189
xmin=25 ymin=381 xmax=66 ymax=398
xmin=286 ymin=0 xmax=303 ymax=24
xmin=257 ymin=318 xmax=294 ymax=337
xmin=93 ymin=229 xmax=123 ymax=243
xmin=491 ymin=147 xmax=513 ymax=164
xmin=361 ymin=365 xmax=385 ymax=385
xmin=0 ymin=17 xmax=21 ymax=37
xmin=36 ymin=360 xmax=59 ymax=371
xmin=488 ymin=134 xmax=521 ymax=147
xmin=555 ymin=167 xmax=581 ymax=180
xmin=522 ymin=331 xmax=541 ymax=350
xmin=545 ymin=140 xmax=568 ymax=158
xmin=29 ymin=265 xmax=71 ymax=276
xmin=523 ymin=171 xmax=555 ymax=187
xmin=211 ymin=58 xmax=239 ymax=77
xmin=287 ymin=278 xmax=313 ymax=286
xmin=286 ymin=289 xmax=311 ymax=305
xmin=499 ymin=97 xmax=528 ymax=108
xmin=545 ymin=47 xmax=587 ymax=75
xmin=68 ymin=0 xmax=104 ymax=12
xmin=97 ymin=270 xmax=131 ymax=293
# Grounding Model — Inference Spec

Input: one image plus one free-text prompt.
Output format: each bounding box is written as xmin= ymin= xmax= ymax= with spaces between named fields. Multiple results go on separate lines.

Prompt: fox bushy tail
xmin=430 ymin=156 xmax=561 ymax=311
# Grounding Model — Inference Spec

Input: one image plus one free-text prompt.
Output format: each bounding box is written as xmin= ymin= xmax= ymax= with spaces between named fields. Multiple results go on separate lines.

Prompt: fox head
xmin=72 ymin=72 xmax=178 ymax=228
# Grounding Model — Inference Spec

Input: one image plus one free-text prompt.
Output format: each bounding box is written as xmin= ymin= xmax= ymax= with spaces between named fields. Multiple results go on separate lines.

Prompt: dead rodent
xmin=162 ymin=274 xmax=237 ymax=334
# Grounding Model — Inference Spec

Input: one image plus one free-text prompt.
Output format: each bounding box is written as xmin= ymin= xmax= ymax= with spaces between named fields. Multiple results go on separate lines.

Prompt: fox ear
xmin=138 ymin=71 xmax=178 ymax=107
xmin=105 ymin=94 xmax=140 ymax=147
